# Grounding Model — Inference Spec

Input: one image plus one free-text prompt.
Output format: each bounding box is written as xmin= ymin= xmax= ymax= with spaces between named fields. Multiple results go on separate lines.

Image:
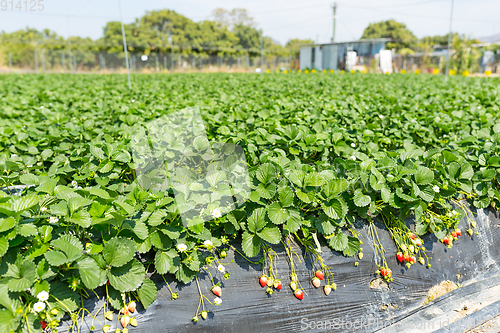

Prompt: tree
xmin=285 ymin=39 xmax=314 ymax=56
xmin=212 ymin=8 xmax=255 ymax=30
xmin=361 ymin=20 xmax=417 ymax=50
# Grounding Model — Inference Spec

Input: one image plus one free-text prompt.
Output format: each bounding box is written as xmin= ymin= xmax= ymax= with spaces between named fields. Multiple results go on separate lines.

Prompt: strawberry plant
xmin=0 ymin=73 xmax=499 ymax=331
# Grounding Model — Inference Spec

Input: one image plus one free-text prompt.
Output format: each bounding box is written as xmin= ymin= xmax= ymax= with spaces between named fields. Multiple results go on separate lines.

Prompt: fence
xmin=0 ymin=44 xmax=298 ymax=74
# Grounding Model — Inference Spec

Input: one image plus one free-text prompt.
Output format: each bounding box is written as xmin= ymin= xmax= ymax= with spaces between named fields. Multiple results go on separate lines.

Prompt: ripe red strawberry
xmin=410 ymin=256 xmax=416 ymax=264
xmin=128 ymin=301 xmax=136 ymax=313
xmin=312 ymin=277 xmax=321 ymax=288
xmin=259 ymin=275 xmax=267 ymax=288
xmin=456 ymin=229 xmax=462 ymax=237
xmin=380 ymin=268 xmax=387 ymax=277
xmin=451 ymin=232 xmax=457 ymax=238
xmin=404 ymin=255 xmax=411 ymax=262
xmin=397 ymin=252 xmax=404 ymax=263
xmin=315 ymin=271 xmax=324 ymax=280
xmin=294 ymin=289 xmax=303 ymax=300
xmin=274 ymin=280 xmax=282 ymax=290
xmin=40 ymin=321 xmax=47 ymax=330
xmin=106 ymin=280 xmax=110 ymax=286
xmin=211 ymin=285 xmax=222 ymax=297
xmin=121 ymin=315 xmax=130 ymax=328
xmin=324 ymin=285 xmax=332 ymax=295
xmin=443 ymin=237 xmax=449 ymax=245
xmin=415 ymin=239 xmax=422 ymax=247
xmin=410 ymin=233 xmax=416 ymax=240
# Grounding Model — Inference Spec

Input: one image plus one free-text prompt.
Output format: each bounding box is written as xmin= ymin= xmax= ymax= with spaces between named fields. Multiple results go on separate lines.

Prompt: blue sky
xmin=0 ymin=0 xmax=498 ymax=44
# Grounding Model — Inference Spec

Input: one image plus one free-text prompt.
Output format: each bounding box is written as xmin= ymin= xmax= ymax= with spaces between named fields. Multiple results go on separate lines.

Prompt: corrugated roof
xmin=310 ymin=38 xmax=391 ymax=47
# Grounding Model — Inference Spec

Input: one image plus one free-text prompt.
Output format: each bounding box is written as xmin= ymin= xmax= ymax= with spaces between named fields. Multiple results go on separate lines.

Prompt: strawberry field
xmin=1 ymin=72 xmax=500 ymax=332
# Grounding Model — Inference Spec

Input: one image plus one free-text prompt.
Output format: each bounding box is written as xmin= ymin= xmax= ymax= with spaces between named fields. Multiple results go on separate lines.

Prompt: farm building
xmin=299 ymin=38 xmax=390 ymax=71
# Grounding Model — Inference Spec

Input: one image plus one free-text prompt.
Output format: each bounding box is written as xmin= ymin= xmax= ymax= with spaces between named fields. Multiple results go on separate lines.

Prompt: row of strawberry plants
xmin=0 ymin=73 xmax=499 ymax=332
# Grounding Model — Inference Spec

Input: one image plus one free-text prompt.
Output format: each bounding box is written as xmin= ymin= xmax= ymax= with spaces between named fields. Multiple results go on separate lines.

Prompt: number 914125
xmin=1 ymin=0 xmax=44 ymax=11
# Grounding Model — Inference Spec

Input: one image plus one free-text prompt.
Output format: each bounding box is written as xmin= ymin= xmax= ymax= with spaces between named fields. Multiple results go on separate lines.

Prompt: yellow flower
xmin=415 ymin=69 xmax=420 ymax=74
xmin=266 ymin=69 xmax=270 ymax=74
xmin=462 ymin=70 xmax=469 ymax=77
xmin=311 ymin=69 xmax=316 ymax=73
xmin=432 ymin=68 xmax=439 ymax=75
xmin=449 ymin=69 xmax=456 ymax=76
xmin=275 ymin=70 xmax=279 ymax=73
xmin=386 ymin=71 xmax=390 ymax=75
xmin=284 ymin=70 xmax=287 ymax=74
xmin=401 ymin=69 xmax=406 ymax=74
xmin=351 ymin=69 xmax=355 ymax=74
xmin=322 ymin=69 xmax=326 ymax=73
xmin=485 ymin=70 xmax=492 ymax=76
xmin=298 ymin=69 xmax=301 ymax=73
xmin=340 ymin=70 xmax=345 ymax=74
xmin=330 ymin=69 xmax=334 ymax=73
xmin=361 ymin=70 xmax=366 ymax=74
xmin=304 ymin=69 xmax=309 ymax=73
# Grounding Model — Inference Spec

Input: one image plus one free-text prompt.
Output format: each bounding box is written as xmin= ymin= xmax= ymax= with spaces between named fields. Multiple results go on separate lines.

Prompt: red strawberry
xmin=410 ymin=256 xmax=416 ymax=264
xmin=387 ymin=269 xmax=392 ymax=278
xmin=121 ymin=315 xmax=130 ymax=328
xmin=312 ymin=277 xmax=321 ymax=288
xmin=443 ymin=237 xmax=449 ymax=245
xmin=40 ymin=321 xmax=47 ymax=330
xmin=456 ymin=229 xmax=462 ymax=237
xmin=120 ymin=307 xmax=128 ymax=315
xmin=324 ymin=285 xmax=332 ymax=295
xmin=380 ymin=268 xmax=387 ymax=277
xmin=274 ymin=280 xmax=282 ymax=290
xmin=106 ymin=280 xmax=110 ymax=286
xmin=404 ymin=255 xmax=411 ymax=262
xmin=259 ymin=275 xmax=268 ymax=288
xmin=211 ymin=285 xmax=222 ymax=297
xmin=397 ymin=252 xmax=404 ymax=263
xmin=451 ymin=232 xmax=457 ymax=238
xmin=315 ymin=271 xmax=324 ymax=280
xmin=294 ymin=289 xmax=304 ymax=300
xmin=410 ymin=233 xmax=416 ymax=240
xmin=415 ymin=239 xmax=422 ymax=247
xmin=128 ymin=301 xmax=136 ymax=313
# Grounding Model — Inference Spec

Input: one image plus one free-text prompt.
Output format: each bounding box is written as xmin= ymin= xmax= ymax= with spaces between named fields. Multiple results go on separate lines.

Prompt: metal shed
xmin=299 ymin=38 xmax=390 ymax=70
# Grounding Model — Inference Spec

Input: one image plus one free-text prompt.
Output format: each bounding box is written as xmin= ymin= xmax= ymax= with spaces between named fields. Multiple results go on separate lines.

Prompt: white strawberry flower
xmin=33 ymin=302 xmax=46 ymax=312
xmin=37 ymin=291 xmax=49 ymax=301
xmin=214 ymin=297 xmax=222 ymax=305
xmin=350 ymin=155 xmax=356 ymax=161
xmin=204 ymin=240 xmax=213 ymax=248
xmin=433 ymin=185 xmax=440 ymax=193
xmin=40 ymin=207 xmax=47 ymax=213
xmin=176 ymin=243 xmax=187 ymax=252
xmin=217 ymin=264 xmax=225 ymax=273
xmin=350 ymin=143 xmax=356 ymax=147
xmin=27 ymin=164 xmax=33 ymax=168
xmin=71 ymin=181 xmax=77 ymax=187
xmin=211 ymin=208 xmax=222 ymax=219
xmin=49 ymin=216 xmax=59 ymax=224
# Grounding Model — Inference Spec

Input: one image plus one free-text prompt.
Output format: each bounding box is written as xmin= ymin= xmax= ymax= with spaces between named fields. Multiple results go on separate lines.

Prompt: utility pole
xmin=67 ymin=15 xmax=73 ymax=73
xmin=117 ymin=0 xmax=131 ymax=89
xmin=445 ymin=0 xmax=454 ymax=80
xmin=332 ymin=2 xmax=337 ymax=43
xmin=9 ymin=52 xmax=12 ymax=72
xmin=260 ymin=36 xmax=264 ymax=70
xmin=34 ymin=43 xmax=38 ymax=73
